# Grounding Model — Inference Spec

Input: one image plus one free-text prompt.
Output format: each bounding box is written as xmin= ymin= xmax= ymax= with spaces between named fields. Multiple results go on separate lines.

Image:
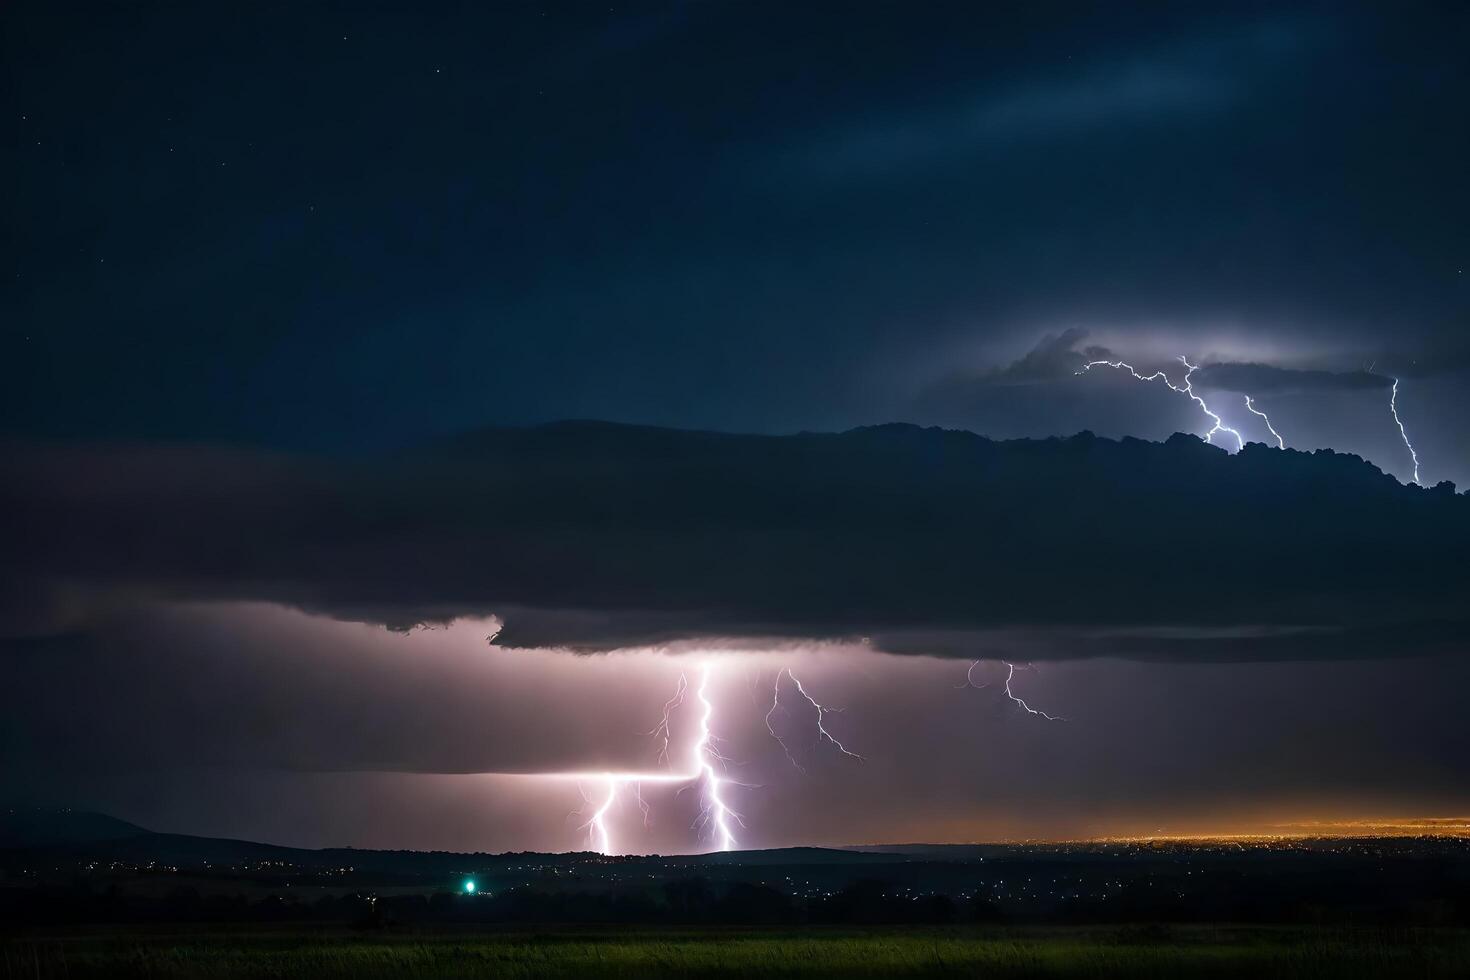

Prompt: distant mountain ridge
xmin=0 ymin=808 xmax=148 ymax=848
xmin=0 ymin=815 xmax=901 ymax=873
xmin=5 ymin=814 xmax=1467 ymax=878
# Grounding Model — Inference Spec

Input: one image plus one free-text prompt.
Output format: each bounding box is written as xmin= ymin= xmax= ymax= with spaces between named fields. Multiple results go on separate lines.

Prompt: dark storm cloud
xmin=1178 ymin=347 xmax=1470 ymax=395
xmin=1357 ymin=340 xmax=1470 ymax=381
xmin=938 ymin=337 xmax=1406 ymax=398
xmin=2 ymin=423 xmax=1464 ymax=660
xmin=1189 ymin=362 xmax=1392 ymax=395
xmin=6 ymin=3 xmax=1466 ymax=453
xmin=977 ymin=329 xmax=1116 ymax=385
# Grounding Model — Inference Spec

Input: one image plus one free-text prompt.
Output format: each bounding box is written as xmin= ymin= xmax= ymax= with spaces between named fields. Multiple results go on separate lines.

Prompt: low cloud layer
xmin=1190 ymin=362 xmax=1393 ymax=395
xmin=952 ymin=332 xmax=1404 ymax=393
xmin=3 ymin=422 xmax=1465 ymax=660
xmin=978 ymin=329 xmax=1117 ymax=385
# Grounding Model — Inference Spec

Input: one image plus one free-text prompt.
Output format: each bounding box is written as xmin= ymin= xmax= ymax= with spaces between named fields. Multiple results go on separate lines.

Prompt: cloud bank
xmin=951 ymin=332 xmax=1407 ymax=393
xmin=1189 ymin=362 xmax=1393 ymax=395
xmin=980 ymin=329 xmax=1117 ymax=385
xmin=2 ymin=422 xmax=1465 ymax=660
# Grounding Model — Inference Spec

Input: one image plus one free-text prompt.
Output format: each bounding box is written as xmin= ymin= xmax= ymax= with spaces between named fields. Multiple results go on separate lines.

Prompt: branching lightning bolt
xmin=650 ymin=672 xmax=688 ymax=768
xmin=633 ymin=781 xmax=651 ymax=828
xmin=1243 ymin=395 xmax=1284 ymax=449
xmin=579 ymin=778 xmax=621 ymax=855
xmin=1002 ymin=662 xmax=1065 ymax=722
xmin=1389 ymin=378 xmax=1421 ymax=485
xmin=552 ymin=665 xmax=743 ymax=856
xmin=1076 ymin=356 xmax=1245 ymax=451
xmin=1078 ymin=350 xmax=1433 ymax=482
xmin=691 ymin=663 xmax=741 ymax=850
xmin=764 ymin=672 xmax=806 ymax=773
xmin=551 ymin=661 xmax=866 ymax=855
xmin=765 ymin=667 xmax=863 ymax=772
xmin=957 ymin=660 xmax=1064 ymax=721
xmin=785 ymin=671 xmax=863 ymax=762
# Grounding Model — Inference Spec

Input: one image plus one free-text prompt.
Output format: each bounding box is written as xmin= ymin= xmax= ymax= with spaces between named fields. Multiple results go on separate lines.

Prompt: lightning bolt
xmin=555 ymin=660 xmax=864 ymax=855
xmin=764 ymin=672 xmax=806 ymax=773
xmin=633 ymin=781 xmax=651 ymax=828
xmin=551 ymin=664 xmax=743 ymax=855
xmin=1389 ymin=379 xmax=1421 ymax=485
xmin=579 ymin=777 xmax=622 ymax=855
xmin=574 ymin=775 xmax=661 ymax=854
xmin=650 ymin=672 xmax=688 ymax=768
xmin=1080 ymin=351 xmax=1434 ymax=484
xmin=1002 ymin=662 xmax=1065 ymax=721
xmin=1077 ymin=356 xmax=1245 ymax=451
xmin=691 ymin=663 xmax=741 ymax=851
xmin=765 ymin=667 xmax=863 ymax=772
xmin=1243 ymin=395 xmax=1284 ymax=449
xmin=786 ymin=670 xmax=864 ymax=763
xmin=955 ymin=659 xmax=989 ymax=689
xmin=958 ymin=660 xmax=1064 ymax=721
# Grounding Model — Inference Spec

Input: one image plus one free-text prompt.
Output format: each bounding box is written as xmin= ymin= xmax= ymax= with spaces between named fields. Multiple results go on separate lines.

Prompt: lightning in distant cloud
xmin=1244 ymin=395 xmax=1284 ymax=449
xmin=1389 ymin=379 xmax=1422 ymax=485
xmin=1076 ymin=356 xmax=1245 ymax=451
xmin=1075 ymin=349 xmax=1443 ymax=483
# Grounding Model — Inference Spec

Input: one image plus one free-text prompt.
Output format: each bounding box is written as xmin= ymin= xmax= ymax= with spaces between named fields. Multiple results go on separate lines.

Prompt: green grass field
xmin=5 ymin=925 xmax=1470 ymax=978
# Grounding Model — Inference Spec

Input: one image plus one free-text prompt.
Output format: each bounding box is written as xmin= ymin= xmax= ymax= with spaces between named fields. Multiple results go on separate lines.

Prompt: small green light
xmin=463 ymin=879 xmax=476 ymax=894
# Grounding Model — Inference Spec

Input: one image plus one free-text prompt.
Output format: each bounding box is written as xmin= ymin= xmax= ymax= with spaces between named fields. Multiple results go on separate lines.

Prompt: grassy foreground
xmin=5 ymin=925 xmax=1470 ymax=978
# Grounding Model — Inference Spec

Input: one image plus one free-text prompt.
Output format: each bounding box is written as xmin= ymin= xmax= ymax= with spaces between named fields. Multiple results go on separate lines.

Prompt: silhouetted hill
xmin=0 ymin=808 xmax=148 ymax=848
xmin=0 ymin=825 xmax=900 ymax=874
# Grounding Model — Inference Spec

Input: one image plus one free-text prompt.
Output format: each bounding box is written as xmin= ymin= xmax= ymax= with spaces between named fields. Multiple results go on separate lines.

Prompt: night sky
xmin=3 ymin=2 xmax=1469 ymax=852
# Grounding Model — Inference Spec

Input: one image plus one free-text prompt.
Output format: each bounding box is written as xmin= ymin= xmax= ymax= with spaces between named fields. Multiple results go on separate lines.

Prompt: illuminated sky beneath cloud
xmin=6 ymin=603 xmax=1470 ymax=852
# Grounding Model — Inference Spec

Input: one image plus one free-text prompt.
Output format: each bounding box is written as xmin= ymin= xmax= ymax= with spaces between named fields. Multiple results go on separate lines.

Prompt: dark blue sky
xmin=5 ymin=1 xmax=1466 ymax=471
